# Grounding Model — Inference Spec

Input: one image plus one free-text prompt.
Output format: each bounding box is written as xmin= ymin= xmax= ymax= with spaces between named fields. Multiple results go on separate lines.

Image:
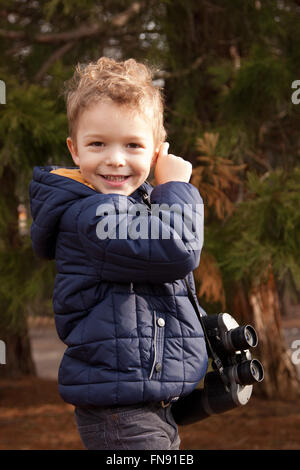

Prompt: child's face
xmin=67 ymin=100 xmax=159 ymax=196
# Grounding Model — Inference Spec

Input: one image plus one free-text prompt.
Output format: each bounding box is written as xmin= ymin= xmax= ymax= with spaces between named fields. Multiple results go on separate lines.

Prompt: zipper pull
xmin=142 ymin=192 xmax=151 ymax=208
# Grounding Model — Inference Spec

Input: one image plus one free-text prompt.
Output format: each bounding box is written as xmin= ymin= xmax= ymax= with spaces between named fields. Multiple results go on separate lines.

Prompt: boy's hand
xmin=154 ymin=142 xmax=192 ymax=184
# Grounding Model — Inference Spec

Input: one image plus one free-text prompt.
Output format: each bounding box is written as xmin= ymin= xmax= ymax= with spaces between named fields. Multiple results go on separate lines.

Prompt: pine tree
xmin=157 ymin=0 xmax=300 ymax=398
xmin=217 ymin=169 xmax=300 ymax=398
xmin=0 ymin=0 xmax=169 ymax=377
xmin=1 ymin=0 xmax=300 ymax=398
xmin=0 ymin=73 xmax=67 ymax=377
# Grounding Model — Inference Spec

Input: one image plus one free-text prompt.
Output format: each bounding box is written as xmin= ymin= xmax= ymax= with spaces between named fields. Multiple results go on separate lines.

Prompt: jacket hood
xmin=29 ymin=165 xmax=152 ymax=259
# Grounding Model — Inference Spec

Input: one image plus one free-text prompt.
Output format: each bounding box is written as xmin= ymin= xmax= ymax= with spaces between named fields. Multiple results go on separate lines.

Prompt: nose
xmin=105 ymin=147 xmax=126 ymax=167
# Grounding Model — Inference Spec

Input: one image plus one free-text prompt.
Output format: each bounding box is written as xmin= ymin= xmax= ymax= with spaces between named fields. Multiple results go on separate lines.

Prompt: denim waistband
xmin=76 ymin=401 xmax=162 ymax=415
xmin=74 ymin=401 xmax=166 ymax=425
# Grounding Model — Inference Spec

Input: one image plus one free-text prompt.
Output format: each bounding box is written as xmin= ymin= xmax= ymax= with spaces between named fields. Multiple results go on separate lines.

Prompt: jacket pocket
xmin=149 ymin=310 xmax=165 ymax=380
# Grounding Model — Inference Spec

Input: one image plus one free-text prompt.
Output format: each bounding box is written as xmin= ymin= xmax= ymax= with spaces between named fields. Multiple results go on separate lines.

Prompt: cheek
xmin=130 ymin=159 xmax=149 ymax=175
xmin=78 ymin=154 xmax=97 ymax=172
xmin=140 ymin=163 xmax=152 ymax=177
xmin=140 ymin=154 xmax=155 ymax=172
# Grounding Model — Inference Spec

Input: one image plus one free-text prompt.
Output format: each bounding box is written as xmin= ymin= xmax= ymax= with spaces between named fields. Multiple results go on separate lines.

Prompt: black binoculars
xmin=172 ymin=313 xmax=264 ymax=425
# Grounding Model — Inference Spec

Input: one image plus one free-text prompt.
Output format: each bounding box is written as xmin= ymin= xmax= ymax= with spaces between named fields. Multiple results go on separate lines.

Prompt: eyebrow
xmin=83 ymin=134 xmax=147 ymax=141
xmin=83 ymin=134 xmax=105 ymax=140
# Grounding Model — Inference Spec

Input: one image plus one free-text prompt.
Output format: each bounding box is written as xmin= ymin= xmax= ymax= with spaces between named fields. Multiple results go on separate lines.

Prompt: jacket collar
xmin=34 ymin=166 xmax=153 ymax=202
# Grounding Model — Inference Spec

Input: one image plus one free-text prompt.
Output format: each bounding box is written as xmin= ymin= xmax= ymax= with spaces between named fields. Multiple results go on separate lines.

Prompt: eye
xmin=89 ymin=141 xmax=104 ymax=147
xmin=127 ymin=143 xmax=142 ymax=149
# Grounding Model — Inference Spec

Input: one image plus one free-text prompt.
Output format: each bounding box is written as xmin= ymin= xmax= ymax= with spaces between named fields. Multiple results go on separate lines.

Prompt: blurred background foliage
xmin=0 ymin=0 xmax=299 ymax=394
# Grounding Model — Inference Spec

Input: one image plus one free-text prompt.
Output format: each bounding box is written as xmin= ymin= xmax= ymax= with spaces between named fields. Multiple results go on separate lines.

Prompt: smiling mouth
xmin=100 ymin=175 xmax=131 ymax=187
xmin=100 ymin=175 xmax=130 ymax=183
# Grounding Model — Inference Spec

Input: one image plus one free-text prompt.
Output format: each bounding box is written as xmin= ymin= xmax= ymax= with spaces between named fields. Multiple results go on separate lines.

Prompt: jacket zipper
xmin=149 ymin=310 xmax=158 ymax=380
xmin=142 ymin=193 xmax=162 ymax=381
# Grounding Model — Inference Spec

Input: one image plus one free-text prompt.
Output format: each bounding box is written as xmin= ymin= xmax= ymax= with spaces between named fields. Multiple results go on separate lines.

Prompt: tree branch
xmin=0 ymin=28 xmax=25 ymax=39
xmin=34 ymin=41 xmax=75 ymax=82
xmin=35 ymin=24 xmax=101 ymax=43
xmin=0 ymin=2 xmax=143 ymax=44
xmin=154 ymin=56 xmax=204 ymax=79
xmin=111 ymin=1 xmax=142 ymax=27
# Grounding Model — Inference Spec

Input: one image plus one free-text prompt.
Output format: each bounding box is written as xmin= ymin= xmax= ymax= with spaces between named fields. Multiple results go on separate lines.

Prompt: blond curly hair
xmin=63 ymin=57 xmax=166 ymax=146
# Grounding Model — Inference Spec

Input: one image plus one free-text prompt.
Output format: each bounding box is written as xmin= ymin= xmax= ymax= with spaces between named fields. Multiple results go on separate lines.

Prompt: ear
xmin=150 ymin=146 xmax=160 ymax=168
xmin=66 ymin=137 xmax=80 ymax=166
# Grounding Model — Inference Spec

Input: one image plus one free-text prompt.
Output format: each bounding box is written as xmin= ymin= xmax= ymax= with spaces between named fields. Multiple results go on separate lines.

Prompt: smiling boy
xmin=66 ymin=100 xmax=157 ymax=195
xmin=29 ymin=57 xmax=208 ymax=450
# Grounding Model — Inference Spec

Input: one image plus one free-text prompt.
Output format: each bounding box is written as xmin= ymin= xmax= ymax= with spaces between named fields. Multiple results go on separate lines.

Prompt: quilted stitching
xmin=29 ymin=166 xmax=208 ymax=407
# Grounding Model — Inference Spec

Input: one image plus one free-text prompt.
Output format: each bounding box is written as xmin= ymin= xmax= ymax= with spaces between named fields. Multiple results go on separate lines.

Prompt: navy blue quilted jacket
xmin=29 ymin=166 xmax=208 ymax=407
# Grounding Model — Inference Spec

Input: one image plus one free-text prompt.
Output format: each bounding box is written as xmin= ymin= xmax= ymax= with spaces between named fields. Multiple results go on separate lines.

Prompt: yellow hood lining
xmin=50 ymin=168 xmax=96 ymax=190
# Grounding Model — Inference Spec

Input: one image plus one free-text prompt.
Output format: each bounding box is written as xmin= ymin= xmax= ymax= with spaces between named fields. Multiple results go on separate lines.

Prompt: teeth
xmin=103 ymin=175 xmax=128 ymax=181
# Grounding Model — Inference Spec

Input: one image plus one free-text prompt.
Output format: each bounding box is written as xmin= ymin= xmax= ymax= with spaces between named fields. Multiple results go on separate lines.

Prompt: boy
xmin=29 ymin=57 xmax=208 ymax=450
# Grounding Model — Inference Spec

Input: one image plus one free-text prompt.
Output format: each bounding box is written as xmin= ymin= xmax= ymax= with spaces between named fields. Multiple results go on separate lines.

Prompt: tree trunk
xmin=231 ymin=271 xmax=300 ymax=400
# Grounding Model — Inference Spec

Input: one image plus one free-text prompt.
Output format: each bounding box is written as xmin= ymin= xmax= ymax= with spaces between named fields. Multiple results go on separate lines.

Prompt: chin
xmin=101 ymin=188 xmax=130 ymax=196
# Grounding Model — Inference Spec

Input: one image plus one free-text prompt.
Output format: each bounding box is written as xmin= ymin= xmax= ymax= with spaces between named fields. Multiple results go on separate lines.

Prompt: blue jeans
xmin=74 ymin=402 xmax=181 ymax=450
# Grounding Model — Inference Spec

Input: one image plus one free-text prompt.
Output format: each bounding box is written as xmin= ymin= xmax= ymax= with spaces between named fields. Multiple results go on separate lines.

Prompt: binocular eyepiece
xmin=227 ymin=358 xmax=264 ymax=385
xmin=228 ymin=324 xmax=258 ymax=351
xmin=203 ymin=313 xmax=259 ymax=354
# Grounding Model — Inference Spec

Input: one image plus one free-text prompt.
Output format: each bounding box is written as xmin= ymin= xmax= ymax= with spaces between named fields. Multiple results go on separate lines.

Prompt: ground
xmin=0 ymin=376 xmax=300 ymax=450
xmin=0 ymin=315 xmax=299 ymax=450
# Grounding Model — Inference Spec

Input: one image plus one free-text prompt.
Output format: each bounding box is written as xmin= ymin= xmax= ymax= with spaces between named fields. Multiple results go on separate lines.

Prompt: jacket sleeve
xmin=77 ymin=181 xmax=204 ymax=283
